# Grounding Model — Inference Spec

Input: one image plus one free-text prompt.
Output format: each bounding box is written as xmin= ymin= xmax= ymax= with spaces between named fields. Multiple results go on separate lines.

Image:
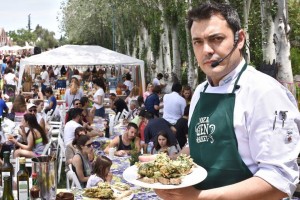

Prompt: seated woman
xmin=32 ymin=85 xmax=44 ymax=100
xmin=86 ymin=156 xmax=112 ymax=188
xmin=152 ymin=131 xmax=178 ymax=156
xmin=80 ymin=96 xmax=93 ymax=125
xmin=9 ymin=113 xmax=49 ymax=158
xmin=7 ymin=94 xmax=26 ymax=121
xmin=44 ymin=87 xmax=57 ymax=114
xmin=71 ymin=134 xmax=93 ymax=188
xmin=33 ymin=100 xmax=48 ymax=132
xmin=65 ymin=127 xmax=94 ymax=171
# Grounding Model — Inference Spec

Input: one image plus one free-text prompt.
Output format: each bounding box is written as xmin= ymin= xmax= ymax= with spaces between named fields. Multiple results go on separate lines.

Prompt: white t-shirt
xmin=63 ymin=120 xmax=82 ymax=146
xmin=41 ymin=70 xmax=50 ymax=85
xmin=124 ymin=80 xmax=133 ymax=91
xmin=4 ymin=73 xmax=16 ymax=85
xmin=86 ymin=174 xmax=104 ymax=188
xmin=93 ymin=88 xmax=104 ymax=109
xmin=163 ymin=92 xmax=186 ymax=124
xmin=189 ymin=59 xmax=300 ymax=196
xmin=152 ymin=77 xmax=160 ymax=86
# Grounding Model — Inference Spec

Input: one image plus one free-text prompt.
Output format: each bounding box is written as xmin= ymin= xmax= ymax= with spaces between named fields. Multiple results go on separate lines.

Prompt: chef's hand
xmin=155 ymin=186 xmax=200 ymax=200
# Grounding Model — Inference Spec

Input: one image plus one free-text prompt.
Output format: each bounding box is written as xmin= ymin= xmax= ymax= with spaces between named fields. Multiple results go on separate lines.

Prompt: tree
xmin=260 ymin=0 xmax=276 ymax=63
xmin=273 ymin=0 xmax=293 ymax=92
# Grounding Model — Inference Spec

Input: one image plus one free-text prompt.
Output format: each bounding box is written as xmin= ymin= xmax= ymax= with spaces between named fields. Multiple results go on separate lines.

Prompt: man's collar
xmin=208 ymin=59 xmax=246 ymax=87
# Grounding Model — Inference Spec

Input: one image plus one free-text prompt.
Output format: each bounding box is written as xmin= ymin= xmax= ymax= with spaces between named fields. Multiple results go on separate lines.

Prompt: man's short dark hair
xmin=153 ymin=85 xmax=162 ymax=94
xmin=109 ymin=93 xmax=116 ymax=97
xmin=157 ymin=73 xmax=163 ymax=78
xmin=72 ymin=98 xmax=80 ymax=105
xmin=44 ymin=87 xmax=53 ymax=94
xmin=144 ymin=111 xmax=154 ymax=120
xmin=187 ymin=2 xmax=241 ymax=34
xmin=127 ymin=122 xmax=138 ymax=130
xmin=68 ymin=108 xmax=83 ymax=120
xmin=80 ymin=96 xmax=89 ymax=106
xmin=172 ymin=83 xmax=182 ymax=93
xmin=139 ymin=108 xmax=147 ymax=117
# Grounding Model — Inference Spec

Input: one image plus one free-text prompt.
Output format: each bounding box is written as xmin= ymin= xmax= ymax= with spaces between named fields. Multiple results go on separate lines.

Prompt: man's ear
xmin=236 ymin=29 xmax=246 ymax=50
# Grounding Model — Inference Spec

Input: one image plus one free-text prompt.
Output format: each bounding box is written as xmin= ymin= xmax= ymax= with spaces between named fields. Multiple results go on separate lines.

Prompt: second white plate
xmin=123 ymin=164 xmax=207 ymax=189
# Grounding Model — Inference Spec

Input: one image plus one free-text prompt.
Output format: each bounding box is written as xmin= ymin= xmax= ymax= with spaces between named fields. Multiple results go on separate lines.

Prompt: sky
xmin=0 ymin=0 xmax=64 ymax=38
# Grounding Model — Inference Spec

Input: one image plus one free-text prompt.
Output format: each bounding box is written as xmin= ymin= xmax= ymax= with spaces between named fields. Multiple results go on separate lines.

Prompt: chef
xmin=155 ymin=2 xmax=300 ymax=200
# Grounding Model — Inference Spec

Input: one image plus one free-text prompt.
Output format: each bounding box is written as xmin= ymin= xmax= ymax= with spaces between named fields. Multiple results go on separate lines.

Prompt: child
xmin=152 ymin=131 xmax=178 ymax=156
xmin=86 ymin=155 xmax=113 ymax=188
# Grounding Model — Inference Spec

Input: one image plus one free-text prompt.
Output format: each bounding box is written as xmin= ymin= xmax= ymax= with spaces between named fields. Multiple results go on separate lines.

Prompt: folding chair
xmin=47 ymin=121 xmax=65 ymax=183
xmin=114 ymin=112 xmax=121 ymax=126
xmin=119 ymin=109 xmax=130 ymax=120
xmin=66 ymin=164 xmax=82 ymax=190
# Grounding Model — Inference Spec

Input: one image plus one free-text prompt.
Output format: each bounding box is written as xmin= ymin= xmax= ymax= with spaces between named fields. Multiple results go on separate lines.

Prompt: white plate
xmin=82 ymin=189 xmax=134 ymax=200
xmin=123 ymin=164 xmax=207 ymax=189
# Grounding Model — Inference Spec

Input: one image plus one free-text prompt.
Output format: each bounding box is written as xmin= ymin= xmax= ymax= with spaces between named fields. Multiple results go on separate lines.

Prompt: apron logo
xmin=195 ymin=117 xmax=215 ymax=143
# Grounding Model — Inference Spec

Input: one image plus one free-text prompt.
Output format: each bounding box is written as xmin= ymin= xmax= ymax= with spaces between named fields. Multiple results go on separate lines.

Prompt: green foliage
xmin=291 ymin=48 xmax=300 ymax=75
xmin=8 ymin=25 xmax=58 ymax=50
xmin=247 ymin=0 xmax=263 ymax=67
xmin=289 ymin=0 xmax=300 ymax=75
xmin=8 ymin=29 xmax=36 ymax=46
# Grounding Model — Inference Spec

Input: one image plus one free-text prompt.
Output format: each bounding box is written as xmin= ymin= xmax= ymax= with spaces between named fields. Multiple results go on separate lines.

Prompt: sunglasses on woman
xmin=85 ymin=143 xmax=93 ymax=148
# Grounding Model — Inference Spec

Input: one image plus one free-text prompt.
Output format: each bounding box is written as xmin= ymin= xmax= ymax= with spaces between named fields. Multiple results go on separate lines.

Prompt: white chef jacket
xmin=189 ymin=59 xmax=300 ymax=197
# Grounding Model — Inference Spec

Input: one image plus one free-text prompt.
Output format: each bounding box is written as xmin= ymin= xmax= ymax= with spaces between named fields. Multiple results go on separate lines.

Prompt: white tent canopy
xmin=19 ymin=45 xmax=145 ymax=92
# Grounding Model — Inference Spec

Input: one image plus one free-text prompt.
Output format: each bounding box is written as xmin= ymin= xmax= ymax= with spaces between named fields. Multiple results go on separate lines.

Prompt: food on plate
xmin=136 ymin=153 xmax=194 ymax=185
xmin=97 ymin=182 xmax=111 ymax=189
xmin=83 ymin=187 xmax=114 ymax=199
xmin=83 ymin=182 xmax=132 ymax=199
xmin=112 ymin=182 xmax=130 ymax=191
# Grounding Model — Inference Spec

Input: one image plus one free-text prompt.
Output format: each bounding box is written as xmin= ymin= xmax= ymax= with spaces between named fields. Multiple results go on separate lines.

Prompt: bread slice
xmin=170 ymin=178 xmax=182 ymax=185
xmin=138 ymin=177 xmax=157 ymax=184
xmin=158 ymin=177 xmax=170 ymax=185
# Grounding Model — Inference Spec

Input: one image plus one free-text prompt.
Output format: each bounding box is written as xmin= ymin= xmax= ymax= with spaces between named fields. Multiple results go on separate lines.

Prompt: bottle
xmin=17 ymin=157 xmax=29 ymax=199
xmin=0 ymin=151 xmax=13 ymax=187
xmin=30 ymin=172 xmax=40 ymax=199
xmin=2 ymin=175 xmax=14 ymax=200
xmin=147 ymin=142 xmax=153 ymax=154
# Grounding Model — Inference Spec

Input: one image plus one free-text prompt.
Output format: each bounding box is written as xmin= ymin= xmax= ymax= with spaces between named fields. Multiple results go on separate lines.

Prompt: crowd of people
xmin=0 ymin=1 xmax=299 ymax=199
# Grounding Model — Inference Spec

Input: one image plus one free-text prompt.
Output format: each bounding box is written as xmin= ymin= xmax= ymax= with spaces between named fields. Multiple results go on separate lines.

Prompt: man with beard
xmin=104 ymin=122 xmax=140 ymax=156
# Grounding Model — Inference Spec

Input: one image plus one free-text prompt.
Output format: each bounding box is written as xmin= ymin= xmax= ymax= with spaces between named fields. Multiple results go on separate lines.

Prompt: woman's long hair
xmin=11 ymin=95 xmax=26 ymax=113
xmin=72 ymin=135 xmax=90 ymax=151
xmin=92 ymin=78 xmax=106 ymax=92
xmin=92 ymin=156 xmax=112 ymax=181
xmin=24 ymin=113 xmax=48 ymax=146
xmin=153 ymin=131 xmax=171 ymax=151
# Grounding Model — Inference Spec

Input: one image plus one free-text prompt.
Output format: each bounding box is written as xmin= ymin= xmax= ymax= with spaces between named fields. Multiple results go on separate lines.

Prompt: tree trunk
xmin=243 ymin=0 xmax=251 ymax=63
xmin=159 ymin=1 xmax=172 ymax=93
xmin=171 ymin=24 xmax=181 ymax=83
xmin=260 ymin=0 xmax=276 ymax=63
xmin=274 ymin=0 xmax=295 ymax=95
xmin=126 ymin=39 xmax=130 ymax=56
xmin=186 ymin=0 xmax=197 ymax=89
xmin=131 ymin=36 xmax=137 ymax=58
